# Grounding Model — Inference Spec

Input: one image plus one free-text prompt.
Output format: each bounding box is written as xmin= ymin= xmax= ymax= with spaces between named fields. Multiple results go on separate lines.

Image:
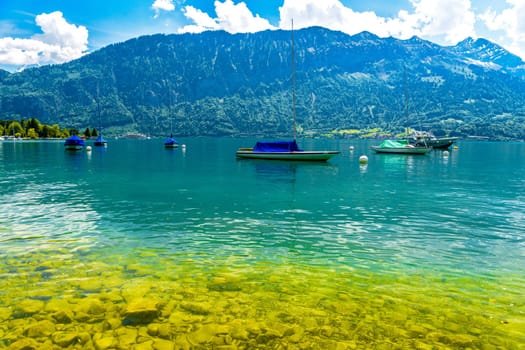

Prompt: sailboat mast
xmin=291 ymin=19 xmax=297 ymax=141
xmin=404 ymin=67 xmax=409 ymax=141
xmin=96 ymin=82 xmax=102 ymax=134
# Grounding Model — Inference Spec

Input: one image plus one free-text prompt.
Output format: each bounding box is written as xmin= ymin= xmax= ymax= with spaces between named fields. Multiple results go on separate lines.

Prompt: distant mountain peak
xmin=454 ymin=36 xmax=524 ymax=68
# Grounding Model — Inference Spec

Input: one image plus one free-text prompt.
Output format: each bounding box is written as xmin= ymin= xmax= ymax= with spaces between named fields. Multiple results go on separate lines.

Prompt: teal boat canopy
xmin=378 ymin=139 xmax=409 ymax=148
xmin=253 ymin=141 xmax=302 ymax=152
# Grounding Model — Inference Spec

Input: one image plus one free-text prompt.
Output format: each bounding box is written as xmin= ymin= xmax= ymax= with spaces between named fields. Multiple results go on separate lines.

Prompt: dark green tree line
xmin=0 ymin=118 xmax=98 ymax=139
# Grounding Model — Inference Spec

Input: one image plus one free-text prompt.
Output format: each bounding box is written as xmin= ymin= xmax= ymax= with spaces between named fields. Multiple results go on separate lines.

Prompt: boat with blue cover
xmin=64 ymin=135 xmax=85 ymax=151
xmin=164 ymin=134 xmax=179 ymax=148
xmin=94 ymin=135 xmax=108 ymax=147
xmin=236 ymin=20 xmax=339 ymax=162
xmin=236 ymin=140 xmax=339 ymax=161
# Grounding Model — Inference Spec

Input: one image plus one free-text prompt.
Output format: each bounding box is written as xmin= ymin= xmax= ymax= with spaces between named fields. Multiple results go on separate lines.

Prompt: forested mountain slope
xmin=1 ymin=27 xmax=524 ymax=140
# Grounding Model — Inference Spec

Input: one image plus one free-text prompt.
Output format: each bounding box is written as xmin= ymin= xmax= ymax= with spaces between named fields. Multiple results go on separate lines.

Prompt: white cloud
xmin=479 ymin=0 xmax=525 ymax=58
xmin=176 ymin=0 xmax=525 ymax=60
xmin=214 ymin=0 xmax=275 ymax=33
xmin=152 ymin=0 xmax=176 ymax=19
xmin=407 ymin=0 xmax=476 ymax=43
xmin=178 ymin=6 xmax=221 ymax=33
xmin=179 ymin=0 xmax=275 ymax=34
xmin=179 ymin=0 xmax=476 ymax=47
xmin=278 ymin=0 xmax=390 ymax=35
xmin=278 ymin=0 xmax=475 ymax=45
xmin=0 ymin=11 xmax=88 ymax=68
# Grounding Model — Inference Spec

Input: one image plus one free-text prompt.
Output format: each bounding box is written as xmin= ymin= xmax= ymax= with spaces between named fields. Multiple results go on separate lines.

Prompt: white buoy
xmin=86 ymin=146 xmax=92 ymax=152
xmin=359 ymin=155 xmax=368 ymax=164
xmin=443 ymin=150 xmax=449 ymax=157
xmin=349 ymin=146 xmax=354 ymax=151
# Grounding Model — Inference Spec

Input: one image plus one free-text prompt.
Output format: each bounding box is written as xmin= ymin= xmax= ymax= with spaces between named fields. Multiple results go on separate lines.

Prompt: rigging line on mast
xmin=291 ymin=19 xmax=297 ymax=141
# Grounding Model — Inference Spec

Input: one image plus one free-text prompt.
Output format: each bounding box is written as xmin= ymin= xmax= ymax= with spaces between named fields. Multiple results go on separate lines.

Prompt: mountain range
xmin=1 ymin=27 xmax=524 ymax=140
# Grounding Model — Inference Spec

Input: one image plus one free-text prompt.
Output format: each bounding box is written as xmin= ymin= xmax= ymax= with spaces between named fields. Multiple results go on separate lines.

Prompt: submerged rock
xmin=6 ymin=337 xmax=40 ymax=350
xmin=116 ymin=327 xmax=138 ymax=347
xmin=93 ymin=335 xmax=116 ymax=350
xmin=123 ymin=298 xmax=159 ymax=325
xmin=24 ymin=320 xmax=55 ymax=338
xmin=187 ymin=324 xmax=221 ymax=345
xmin=180 ymin=301 xmax=211 ymax=315
xmin=51 ymin=331 xmax=79 ymax=347
xmin=52 ymin=310 xmax=73 ymax=324
xmin=153 ymin=338 xmax=176 ymax=349
xmin=15 ymin=299 xmax=44 ymax=317
xmin=0 ymin=307 xmax=12 ymax=322
xmin=83 ymin=299 xmax=106 ymax=315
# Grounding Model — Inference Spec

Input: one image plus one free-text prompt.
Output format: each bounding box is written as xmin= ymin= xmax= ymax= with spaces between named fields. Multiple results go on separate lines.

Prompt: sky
xmin=0 ymin=0 xmax=524 ymax=72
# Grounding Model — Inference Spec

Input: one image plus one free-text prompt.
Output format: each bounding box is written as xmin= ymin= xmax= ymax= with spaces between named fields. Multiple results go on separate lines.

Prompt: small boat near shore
xmin=64 ymin=135 xmax=85 ymax=151
xmin=94 ymin=135 xmax=108 ymax=147
xmin=164 ymin=134 xmax=179 ymax=149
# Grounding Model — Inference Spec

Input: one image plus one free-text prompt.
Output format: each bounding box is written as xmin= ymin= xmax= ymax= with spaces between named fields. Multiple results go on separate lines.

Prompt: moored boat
xmin=371 ymin=139 xmax=432 ymax=154
xmin=371 ymin=68 xmax=432 ymax=155
xmin=94 ymin=135 xmax=108 ymax=147
xmin=409 ymin=130 xmax=458 ymax=149
xmin=236 ymin=20 xmax=339 ymax=162
xmin=164 ymin=134 xmax=179 ymax=148
xmin=64 ymin=135 xmax=85 ymax=151
xmin=236 ymin=141 xmax=339 ymax=161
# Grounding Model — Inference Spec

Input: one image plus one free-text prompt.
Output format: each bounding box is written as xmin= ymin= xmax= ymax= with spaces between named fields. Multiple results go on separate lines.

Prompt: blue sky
xmin=0 ymin=0 xmax=523 ymax=72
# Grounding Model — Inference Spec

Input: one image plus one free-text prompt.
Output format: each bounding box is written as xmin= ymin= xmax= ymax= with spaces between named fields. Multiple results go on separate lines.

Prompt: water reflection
xmin=238 ymin=159 xmax=337 ymax=182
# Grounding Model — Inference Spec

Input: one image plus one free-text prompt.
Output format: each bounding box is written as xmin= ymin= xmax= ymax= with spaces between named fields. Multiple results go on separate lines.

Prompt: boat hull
xmin=424 ymin=137 xmax=459 ymax=149
xmin=410 ymin=131 xmax=459 ymax=149
xmin=236 ymin=149 xmax=340 ymax=161
xmin=164 ymin=144 xmax=179 ymax=149
xmin=370 ymin=146 xmax=432 ymax=155
xmin=64 ymin=145 xmax=83 ymax=151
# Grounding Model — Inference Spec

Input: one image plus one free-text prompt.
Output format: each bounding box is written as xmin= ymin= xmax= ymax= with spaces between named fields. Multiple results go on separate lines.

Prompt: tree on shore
xmin=6 ymin=121 xmax=24 ymax=138
xmin=0 ymin=118 xmax=85 ymax=139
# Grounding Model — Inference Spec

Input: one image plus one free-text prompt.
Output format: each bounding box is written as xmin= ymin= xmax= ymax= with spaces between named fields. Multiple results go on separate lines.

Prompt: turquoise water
xmin=0 ymin=138 xmax=524 ymax=349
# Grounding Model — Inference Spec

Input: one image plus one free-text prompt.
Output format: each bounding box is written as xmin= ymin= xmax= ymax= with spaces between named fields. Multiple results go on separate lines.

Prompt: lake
xmin=0 ymin=138 xmax=524 ymax=349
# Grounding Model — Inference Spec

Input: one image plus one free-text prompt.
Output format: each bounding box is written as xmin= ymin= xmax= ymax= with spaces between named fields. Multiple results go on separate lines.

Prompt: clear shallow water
xmin=0 ymin=138 xmax=524 ymax=349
